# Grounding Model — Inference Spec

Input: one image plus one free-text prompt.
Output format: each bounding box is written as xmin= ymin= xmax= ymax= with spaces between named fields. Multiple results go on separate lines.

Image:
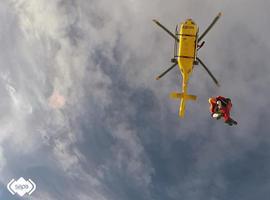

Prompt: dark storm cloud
xmin=1 ymin=0 xmax=270 ymax=200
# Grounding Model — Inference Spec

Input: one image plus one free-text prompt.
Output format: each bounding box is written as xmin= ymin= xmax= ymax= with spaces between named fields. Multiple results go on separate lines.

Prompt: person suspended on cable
xmin=208 ymin=96 xmax=237 ymax=126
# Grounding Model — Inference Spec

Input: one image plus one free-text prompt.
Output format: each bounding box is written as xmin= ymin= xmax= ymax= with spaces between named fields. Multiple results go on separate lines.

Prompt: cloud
xmin=1 ymin=0 xmax=270 ymax=200
xmin=0 ymin=0 xmax=154 ymax=199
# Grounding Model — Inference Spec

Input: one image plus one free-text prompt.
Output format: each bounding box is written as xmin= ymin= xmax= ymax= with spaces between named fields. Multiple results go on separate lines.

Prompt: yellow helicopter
xmin=153 ymin=12 xmax=222 ymax=118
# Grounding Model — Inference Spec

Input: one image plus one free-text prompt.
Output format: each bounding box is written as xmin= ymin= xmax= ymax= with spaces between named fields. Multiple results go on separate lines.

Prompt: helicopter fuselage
xmin=153 ymin=13 xmax=221 ymax=118
xmin=173 ymin=19 xmax=198 ymax=117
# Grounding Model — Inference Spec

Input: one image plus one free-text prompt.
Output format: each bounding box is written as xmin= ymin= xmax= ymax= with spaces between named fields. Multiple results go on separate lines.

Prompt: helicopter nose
xmin=185 ymin=19 xmax=195 ymax=25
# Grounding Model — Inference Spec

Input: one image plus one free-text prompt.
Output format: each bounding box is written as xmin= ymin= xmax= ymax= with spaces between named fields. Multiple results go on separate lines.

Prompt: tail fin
xmin=170 ymin=92 xmax=197 ymax=117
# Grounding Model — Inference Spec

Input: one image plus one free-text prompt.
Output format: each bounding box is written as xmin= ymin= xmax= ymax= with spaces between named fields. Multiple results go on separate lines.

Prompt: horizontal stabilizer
xmin=170 ymin=92 xmax=197 ymax=101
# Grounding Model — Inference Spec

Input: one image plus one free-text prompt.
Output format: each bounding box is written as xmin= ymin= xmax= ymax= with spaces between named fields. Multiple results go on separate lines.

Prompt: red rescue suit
xmin=209 ymin=96 xmax=232 ymax=122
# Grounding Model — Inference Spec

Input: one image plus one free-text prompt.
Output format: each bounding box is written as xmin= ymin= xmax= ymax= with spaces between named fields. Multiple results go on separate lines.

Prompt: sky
xmin=0 ymin=0 xmax=270 ymax=199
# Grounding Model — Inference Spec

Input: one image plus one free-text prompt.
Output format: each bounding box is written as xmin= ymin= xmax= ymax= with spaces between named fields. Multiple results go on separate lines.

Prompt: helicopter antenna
xmin=174 ymin=25 xmax=178 ymax=58
xmin=170 ymin=25 xmax=179 ymax=63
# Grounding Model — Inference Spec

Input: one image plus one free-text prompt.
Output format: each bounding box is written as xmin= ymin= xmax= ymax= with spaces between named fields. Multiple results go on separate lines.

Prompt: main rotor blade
xmin=153 ymin=19 xmax=179 ymax=42
xmin=198 ymin=12 xmax=222 ymax=43
xmin=156 ymin=63 xmax=178 ymax=80
xmin=197 ymin=57 xmax=220 ymax=86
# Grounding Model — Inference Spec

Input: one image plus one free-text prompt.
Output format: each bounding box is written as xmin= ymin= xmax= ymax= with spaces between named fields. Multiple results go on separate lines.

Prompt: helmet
xmin=226 ymin=98 xmax=231 ymax=102
xmin=208 ymin=97 xmax=215 ymax=104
